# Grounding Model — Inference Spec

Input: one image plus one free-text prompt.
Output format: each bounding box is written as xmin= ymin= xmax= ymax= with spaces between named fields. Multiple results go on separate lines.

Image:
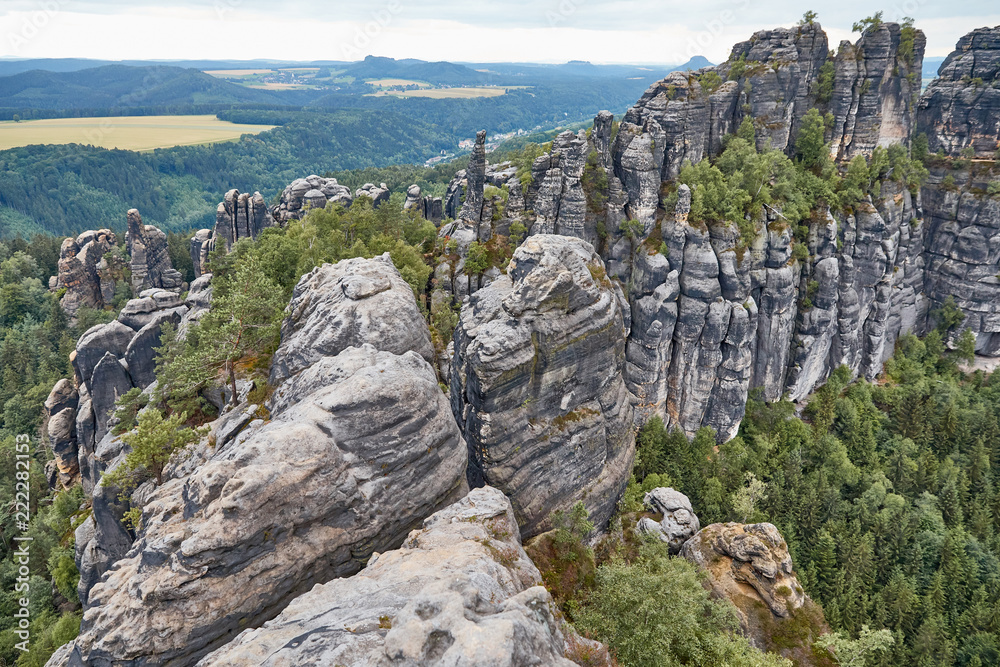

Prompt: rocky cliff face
xmin=917 ymin=26 xmax=1000 ymax=354
xmin=55 ymin=255 xmax=468 ymax=666
xmin=51 ymin=229 xmax=118 ymax=318
xmin=437 ymin=21 xmax=934 ymax=440
xmin=450 ymin=235 xmax=635 ymax=538
xmin=191 ymin=189 xmax=277 ymax=277
xmin=917 ymin=26 xmax=1000 ymax=157
xmin=198 ymin=486 xmax=605 ymax=667
xmin=125 ymin=209 xmax=183 ymax=293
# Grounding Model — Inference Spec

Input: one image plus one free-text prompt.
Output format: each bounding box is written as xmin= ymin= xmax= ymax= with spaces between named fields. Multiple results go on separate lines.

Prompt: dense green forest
xmin=0 ymin=110 xmax=453 ymax=238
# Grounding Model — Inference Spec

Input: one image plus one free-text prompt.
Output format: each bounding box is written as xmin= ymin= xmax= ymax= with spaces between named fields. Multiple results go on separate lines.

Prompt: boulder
xmin=198 ymin=486 xmax=606 ymax=667
xmin=268 ymin=253 xmax=435 ymax=387
xmin=59 ymin=343 xmax=468 ymax=666
xmin=451 ymin=234 xmax=635 ymax=538
xmin=680 ymin=522 xmax=827 ymax=658
xmin=635 ymin=487 xmax=699 ymax=553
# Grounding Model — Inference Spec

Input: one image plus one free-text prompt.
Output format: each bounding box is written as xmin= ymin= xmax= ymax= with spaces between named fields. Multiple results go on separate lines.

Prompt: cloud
xmin=0 ymin=1 xmax=995 ymax=64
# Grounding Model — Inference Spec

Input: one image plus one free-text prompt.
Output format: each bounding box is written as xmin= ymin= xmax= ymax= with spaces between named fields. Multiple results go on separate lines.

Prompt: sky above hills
xmin=0 ymin=1 xmax=996 ymax=65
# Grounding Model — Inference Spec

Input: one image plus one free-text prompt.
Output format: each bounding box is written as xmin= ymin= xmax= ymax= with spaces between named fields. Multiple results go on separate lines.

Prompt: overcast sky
xmin=0 ymin=1 xmax=996 ymax=65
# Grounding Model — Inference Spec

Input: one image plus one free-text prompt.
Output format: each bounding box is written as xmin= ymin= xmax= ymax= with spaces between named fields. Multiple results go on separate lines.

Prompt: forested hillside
xmin=0 ymin=110 xmax=453 ymax=237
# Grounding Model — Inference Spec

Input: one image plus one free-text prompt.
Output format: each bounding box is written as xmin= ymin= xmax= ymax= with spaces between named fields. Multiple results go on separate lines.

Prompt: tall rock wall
xmin=450 ymin=235 xmax=635 ymax=538
xmin=439 ymin=21 xmax=933 ymax=441
xmin=917 ymin=26 xmax=1000 ymax=353
xmin=191 ymin=189 xmax=277 ymax=277
xmin=125 ymin=209 xmax=183 ymax=292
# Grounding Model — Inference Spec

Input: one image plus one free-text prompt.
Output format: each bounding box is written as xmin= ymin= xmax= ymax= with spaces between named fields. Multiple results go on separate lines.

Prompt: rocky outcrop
xmin=635 ymin=487 xmax=699 ymax=553
xmin=268 ymin=253 xmax=435 ymax=387
xmin=191 ymin=190 xmax=277 ymax=277
xmin=42 ymin=379 xmax=79 ymax=489
xmin=356 ymin=182 xmax=391 ymax=208
xmin=52 ymin=229 xmax=118 ymax=318
xmin=917 ymin=26 xmax=1000 ymax=157
xmin=198 ymin=486 xmax=604 ymax=667
xmin=71 ymin=289 xmax=188 ymax=493
xmin=459 ymin=130 xmax=488 ymax=223
xmin=681 ymin=522 xmax=827 ymax=659
xmin=272 ymin=175 xmax=353 ymax=224
xmin=404 ymin=183 xmax=444 ymax=223
xmin=125 ymin=209 xmax=183 ymax=293
xmin=57 ymin=256 xmax=468 ymax=666
xmin=917 ymin=26 xmax=1000 ymax=354
xmin=828 ymin=22 xmax=925 ymax=160
xmin=451 ymin=235 xmax=635 ymax=538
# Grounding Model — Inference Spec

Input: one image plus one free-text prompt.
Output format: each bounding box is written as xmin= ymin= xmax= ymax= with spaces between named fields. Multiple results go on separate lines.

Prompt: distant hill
xmin=0 ymin=65 xmax=285 ymax=110
xmin=342 ymin=56 xmax=489 ymax=86
xmin=674 ymin=56 xmax=713 ymax=71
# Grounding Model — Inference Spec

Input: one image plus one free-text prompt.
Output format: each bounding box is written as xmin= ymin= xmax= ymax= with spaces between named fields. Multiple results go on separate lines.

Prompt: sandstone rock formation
xmin=635 ymin=487 xmax=699 ymax=553
xmin=434 ymin=20 xmax=935 ymax=442
xmin=55 ymin=256 xmax=468 ymax=666
xmin=42 ymin=379 xmax=79 ymax=489
xmin=917 ymin=26 xmax=1000 ymax=157
xmin=52 ymin=229 xmax=118 ymax=317
xmin=681 ymin=522 xmax=827 ymax=659
xmin=404 ymin=183 xmax=444 ymax=223
xmin=451 ymin=234 xmax=635 ymax=538
xmin=917 ymin=26 xmax=1000 ymax=354
xmin=272 ymin=175 xmax=353 ymax=224
xmin=191 ymin=189 xmax=277 ymax=277
xmin=268 ymin=253 xmax=435 ymax=387
xmin=125 ymin=209 xmax=183 ymax=292
xmin=356 ymin=182 xmax=391 ymax=208
xmin=198 ymin=486 xmax=605 ymax=667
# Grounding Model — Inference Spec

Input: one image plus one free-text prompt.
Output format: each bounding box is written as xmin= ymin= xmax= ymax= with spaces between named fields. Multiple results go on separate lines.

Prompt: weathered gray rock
xmin=125 ymin=209 xmax=183 ymax=292
xmin=272 ymin=175 xmax=353 ymax=224
xmin=636 ymin=487 xmax=700 ymax=553
xmin=54 ymin=229 xmax=118 ymax=318
xmin=268 ymin=253 xmax=435 ymax=387
xmin=75 ymin=462 xmax=132 ymax=609
xmin=192 ymin=189 xmax=277 ymax=277
xmin=89 ymin=353 xmax=133 ymax=445
xmin=73 ymin=321 xmax=135 ymax=390
xmin=917 ymin=26 xmax=1000 ymax=157
xmin=459 ymin=130 xmax=487 ymax=223
xmin=60 ymin=343 xmax=468 ymax=666
xmin=917 ymin=26 xmax=1000 ymax=354
xmin=828 ymin=22 xmax=924 ymax=159
xmin=451 ymin=235 xmax=635 ymax=538
xmin=43 ymin=380 xmax=79 ymax=489
xmin=123 ymin=306 xmax=187 ymax=389
xmin=356 ymin=182 xmax=391 ymax=208
xmin=198 ymin=486 xmax=601 ymax=667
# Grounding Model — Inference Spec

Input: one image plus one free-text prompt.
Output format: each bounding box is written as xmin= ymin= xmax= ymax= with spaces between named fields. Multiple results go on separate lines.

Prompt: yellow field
xmin=204 ymin=69 xmax=273 ymax=77
xmin=0 ymin=115 xmax=276 ymax=152
xmin=369 ymin=86 xmax=512 ymax=99
xmin=366 ymin=78 xmax=431 ymax=88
